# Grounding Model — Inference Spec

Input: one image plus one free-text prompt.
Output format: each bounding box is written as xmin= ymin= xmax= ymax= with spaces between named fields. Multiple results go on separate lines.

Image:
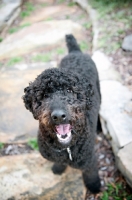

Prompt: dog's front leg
xmin=82 ymin=158 xmax=101 ymax=194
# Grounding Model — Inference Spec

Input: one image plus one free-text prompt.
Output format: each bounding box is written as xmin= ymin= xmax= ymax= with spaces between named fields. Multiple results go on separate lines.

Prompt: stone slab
xmin=0 ymin=153 xmax=84 ymax=200
xmin=0 ymin=62 xmax=57 ymax=143
xmin=92 ymin=51 xmax=132 ymax=148
xmin=117 ymin=142 xmax=132 ymax=187
xmin=0 ymin=20 xmax=85 ymax=60
xmin=21 ymin=5 xmax=77 ymax=25
xmin=92 ymin=51 xmax=121 ymax=81
xmin=73 ymin=0 xmax=132 ymax=189
xmin=100 ymin=80 xmax=132 ymax=148
xmin=73 ymin=0 xmax=99 ymax=52
xmin=122 ymin=34 xmax=132 ymax=51
xmin=0 ymin=0 xmax=22 ymax=32
xmin=29 ymin=0 xmax=54 ymax=3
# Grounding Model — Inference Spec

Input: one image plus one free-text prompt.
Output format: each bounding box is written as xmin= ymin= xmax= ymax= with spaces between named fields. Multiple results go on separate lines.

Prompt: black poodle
xmin=23 ymin=34 xmax=101 ymax=194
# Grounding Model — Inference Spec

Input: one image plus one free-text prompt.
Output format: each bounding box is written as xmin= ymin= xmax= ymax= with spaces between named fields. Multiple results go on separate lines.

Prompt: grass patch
xmin=41 ymin=3 xmax=48 ymax=7
xmin=7 ymin=57 xmax=23 ymax=66
xmin=20 ymin=22 xmax=31 ymax=28
xmin=101 ymin=183 xmax=132 ymax=200
xmin=68 ymin=2 xmax=76 ymax=7
xmin=9 ymin=23 xmax=31 ymax=34
xmin=21 ymin=2 xmax=35 ymax=18
xmin=79 ymin=14 xmax=85 ymax=19
xmin=33 ymin=54 xmax=51 ymax=62
xmin=28 ymin=138 xmax=39 ymax=150
xmin=56 ymin=48 xmax=65 ymax=55
xmin=98 ymin=36 xmax=108 ymax=48
xmin=0 ymin=38 xmax=3 ymax=42
xmin=83 ymin=22 xmax=92 ymax=29
xmin=66 ymin=15 xmax=70 ymax=19
xmin=0 ymin=142 xmax=4 ymax=149
xmin=88 ymin=0 xmax=132 ymax=55
xmin=80 ymin=41 xmax=89 ymax=51
xmin=46 ymin=17 xmax=53 ymax=21
xmin=89 ymin=0 xmax=132 ymax=12
xmin=9 ymin=27 xmax=19 ymax=34
xmin=58 ymin=0 xmax=65 ymax=3
xmin=89 ymin=0 xmax=132 ymax=20
xmin=0 ymin=62 xmax=3 ymax=67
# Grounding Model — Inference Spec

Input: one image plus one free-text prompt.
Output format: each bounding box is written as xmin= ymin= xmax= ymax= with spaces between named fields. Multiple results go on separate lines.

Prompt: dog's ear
xmin=86 ymin=83 xmax=94 ymax=110
xmin=22 ymin=83 xmax=43 ymax=120
xmin=22 ymin=84 xmax=33 ymax=113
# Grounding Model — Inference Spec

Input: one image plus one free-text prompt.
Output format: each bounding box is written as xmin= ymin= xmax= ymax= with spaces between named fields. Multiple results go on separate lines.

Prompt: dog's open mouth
xmin=55 ymin=124 xmax=72 ymax=144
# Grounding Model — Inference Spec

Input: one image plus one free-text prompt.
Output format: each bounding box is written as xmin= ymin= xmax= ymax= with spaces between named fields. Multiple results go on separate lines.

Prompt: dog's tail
xmin=65 ymin=34 xmax=82 ymax=53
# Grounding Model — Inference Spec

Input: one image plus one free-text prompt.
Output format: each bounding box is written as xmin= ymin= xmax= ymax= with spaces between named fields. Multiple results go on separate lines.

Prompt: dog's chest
xmin=52 ymin=146 xmax=81 ymax=164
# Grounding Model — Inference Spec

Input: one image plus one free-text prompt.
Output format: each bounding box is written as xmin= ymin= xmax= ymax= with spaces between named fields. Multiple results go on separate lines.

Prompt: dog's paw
xmin=86 ymin=177 xmax=101 ymax=194
xmin=52 ymin=163 xmax=67 ymax=175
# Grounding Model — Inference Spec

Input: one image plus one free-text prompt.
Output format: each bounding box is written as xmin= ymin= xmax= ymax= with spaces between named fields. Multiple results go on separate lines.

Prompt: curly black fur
xmin=23 ymin=34 xmax=101 ymax=194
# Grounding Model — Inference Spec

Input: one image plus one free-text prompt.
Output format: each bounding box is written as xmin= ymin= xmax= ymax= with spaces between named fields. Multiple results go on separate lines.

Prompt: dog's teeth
xmin=56 ymin=131 xmax=72 ymax=144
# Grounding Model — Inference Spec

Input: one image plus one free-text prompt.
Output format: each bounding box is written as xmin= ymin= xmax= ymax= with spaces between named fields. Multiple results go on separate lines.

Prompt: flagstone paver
xmin=92 ymin=51 xmax=121 ymax=82
xmin=29 ymin=0 xmax=54 ymax=3
xmin=74 ymin=0 xmax=132 ymax=188
xmin=117 ymin=142 xmax=132 ymax=187
xmin=0 ymin=0 xmax=23 ymax=33
xmin=0 ymin=62 xmax=57 ymax=143
xmin=92 ymin=51 xmax=132 ymax=148
xmin=0 ymin=153 xmax=84 ymax=200
xmin=21 ymin=5 xmax=77 ymax=25
xmin=0 ymin=20 xmax=85 ymax=60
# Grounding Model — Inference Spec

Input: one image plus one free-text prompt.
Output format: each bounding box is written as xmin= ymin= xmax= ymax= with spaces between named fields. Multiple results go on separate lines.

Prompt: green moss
xmin=56 ymin=48 xmax=65 ymax=55
xmin=83 ymin=22 xmax=92 ymax=29
xmin=101 ymin=183 xmax=132 ymax=200
xmin=28 ymin=138 xmax=38 ymax=150
xmin=9 ymin=27 xmax=19 ymax=34
xmin=7 ymin=57 xmax=23 ymax=66
xmin=68 ymin=2 xmax=76 ymax=7
xmin=33 ymin=54 xmax=51 ymax=62
xmin=80 ymin=41 xmax=89 ymax=51
xmin=46 ymin=17 xmax=53 ymax=21
xmin=0 ymin=38 xmax=3 ymax=42
xmin=21 ymin=2 xmax=35 ymax=18
xmin=0 ymin=142 xmax=4 ymax=149
xmin=9 ymin=23 xmax=31 ymax=34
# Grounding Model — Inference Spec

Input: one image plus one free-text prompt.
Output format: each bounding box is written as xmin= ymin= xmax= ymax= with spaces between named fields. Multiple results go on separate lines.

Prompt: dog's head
xmin=23 ymin=68 xmax=93 ymax=146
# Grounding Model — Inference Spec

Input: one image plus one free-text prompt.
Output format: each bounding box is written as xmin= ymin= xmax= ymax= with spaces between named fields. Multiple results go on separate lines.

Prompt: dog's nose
xmin=51 ymin=109 xmax=66 ymax=123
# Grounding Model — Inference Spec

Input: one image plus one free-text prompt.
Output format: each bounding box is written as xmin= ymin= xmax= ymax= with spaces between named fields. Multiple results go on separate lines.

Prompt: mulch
xmin=111 ymin=48 xmax=132 ymax=91
xmin=86 ymin=132 xmax=132 ymax=199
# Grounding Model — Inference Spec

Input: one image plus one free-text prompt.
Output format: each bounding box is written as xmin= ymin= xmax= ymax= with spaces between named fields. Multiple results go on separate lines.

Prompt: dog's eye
xmin=43 ymin=94 xmax=49 ymax=98
xmin=67 ymin=88 xmax=73 ymax=93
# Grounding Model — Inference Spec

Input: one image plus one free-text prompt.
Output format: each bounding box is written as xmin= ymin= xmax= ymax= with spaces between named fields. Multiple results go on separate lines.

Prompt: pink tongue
xmin=56 ymin=124 xmax=71 ymax=135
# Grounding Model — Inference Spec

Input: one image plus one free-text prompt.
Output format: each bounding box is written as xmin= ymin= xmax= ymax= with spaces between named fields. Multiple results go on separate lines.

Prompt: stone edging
xmin=73 ymin=0 xmax=132 ymax=188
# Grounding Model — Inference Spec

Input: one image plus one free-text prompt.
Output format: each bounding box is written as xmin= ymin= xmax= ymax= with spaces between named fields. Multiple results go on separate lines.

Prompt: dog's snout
xmin=51 ymin=109 xmax=66 ymax=123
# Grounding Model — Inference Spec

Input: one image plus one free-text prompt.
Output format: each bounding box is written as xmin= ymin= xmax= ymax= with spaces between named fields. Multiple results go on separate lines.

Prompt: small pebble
xmin=108 ymin=166 xmax=114 ymax=172
xmin=99 ymin=154 xmax=105 ymax=160
xmin=99 ymin=170 xmax=104 ymax=177
xmin=5 ymin=145 xmax=13 ymax=154
xmin=101 ymin=180 xmax=105 ymax=186
xmin=97 ymin=136 xmax=102 ymax=141
xmin=107 ymin=177 xmax=115 ymax=183
xmin=105 ymin=157 xmax=110 ymax=164
xmin=100 ymin=166 xmax=107 ymax=171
